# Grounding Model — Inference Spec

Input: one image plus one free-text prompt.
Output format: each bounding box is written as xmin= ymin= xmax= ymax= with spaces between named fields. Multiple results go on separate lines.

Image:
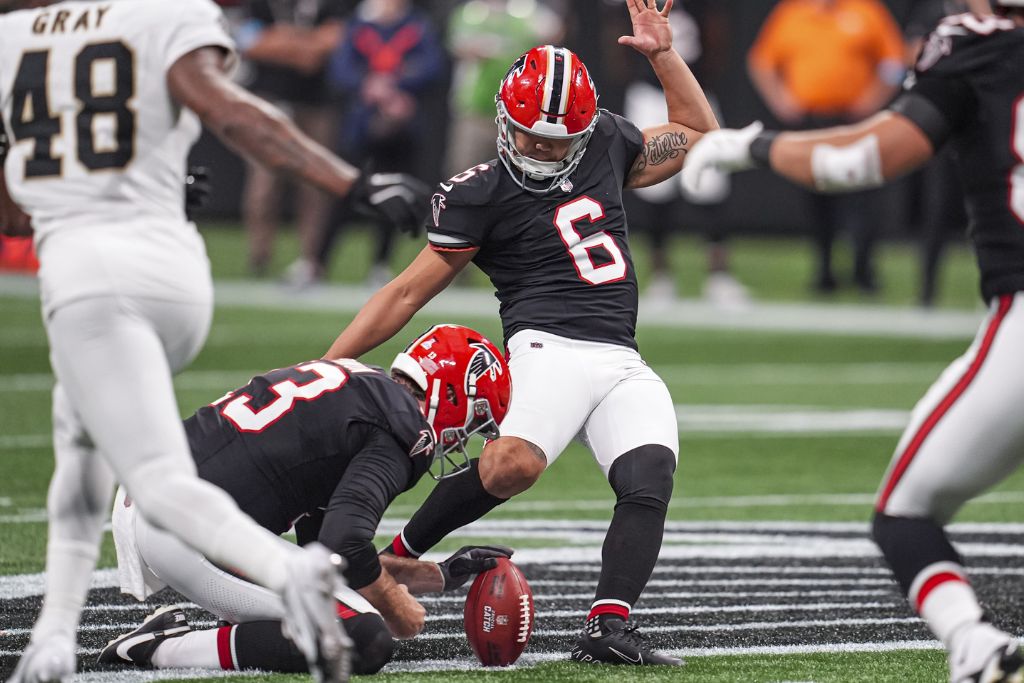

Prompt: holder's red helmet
xmin=496 ymin=45 xmax=599 ymax=193
xmin=391 ymin=325 xmax=511 ymax=479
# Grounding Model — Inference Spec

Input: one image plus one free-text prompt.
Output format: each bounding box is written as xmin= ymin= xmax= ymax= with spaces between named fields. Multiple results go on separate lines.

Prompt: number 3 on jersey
xmin=10 ymin=41 xmax=135 ymax=178
xmin=554 ymin=196 xmax=627 ymax=285
xmin=218 ymin=362 xmax=349 ymax=433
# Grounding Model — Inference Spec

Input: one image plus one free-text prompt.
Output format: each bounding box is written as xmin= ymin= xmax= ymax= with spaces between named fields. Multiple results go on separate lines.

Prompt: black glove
xmin=184 ymin=166 xmax=211 ymax=220
xmin=350 ymin=171 xmax=430 ymax=237
xmin=437 ymin=544 xmax=514 ymax=592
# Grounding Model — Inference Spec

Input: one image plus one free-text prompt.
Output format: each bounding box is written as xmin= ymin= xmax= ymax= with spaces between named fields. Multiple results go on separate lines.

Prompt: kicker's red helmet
xmin=391 ymin=325 xmax=511 ymax=479
xmin=496 ymin=45 xmax=599 ymax=193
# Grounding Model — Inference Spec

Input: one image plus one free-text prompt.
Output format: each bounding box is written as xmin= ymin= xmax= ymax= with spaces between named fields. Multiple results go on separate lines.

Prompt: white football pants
xmin=112 ymin=487 xmax=378 ymax=624
xmin=498 ymin=329 xmax=679 ymax=476
xmin=877 ymin=292 xmax=1024 ymax=522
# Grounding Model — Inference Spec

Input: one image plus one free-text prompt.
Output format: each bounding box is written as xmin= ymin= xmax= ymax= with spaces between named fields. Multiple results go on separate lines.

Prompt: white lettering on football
xmin=482 ymin=604 xmax=495 ymax=633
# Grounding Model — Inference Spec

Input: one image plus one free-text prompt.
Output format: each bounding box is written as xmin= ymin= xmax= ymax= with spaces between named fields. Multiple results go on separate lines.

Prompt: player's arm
xmin=318 ymin=429 xmax=429 ymax=638
xmin=766 ymin=111 xmax=934 ymax=189
xmin=379 ymin=545 xmax=514 ymax=595
xmin=682 ymin=110 xmax=937 ymax=197
xmin=619 ymin=0 xmax=719 ymax=189
xmin=167 ymin=46 xmax=359 ymax=197
xmin=323 ymin=246 xmax=476 ymax=360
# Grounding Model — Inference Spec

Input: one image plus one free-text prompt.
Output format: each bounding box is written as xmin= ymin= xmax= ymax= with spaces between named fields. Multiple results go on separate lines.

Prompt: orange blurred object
xmin=0 ymin=236 xmax=39 ymax=272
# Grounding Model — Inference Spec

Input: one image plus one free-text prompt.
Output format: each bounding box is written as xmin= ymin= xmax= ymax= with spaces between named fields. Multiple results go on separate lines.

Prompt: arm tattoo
xmin=631 ymin=130 xmax=689 ymax=176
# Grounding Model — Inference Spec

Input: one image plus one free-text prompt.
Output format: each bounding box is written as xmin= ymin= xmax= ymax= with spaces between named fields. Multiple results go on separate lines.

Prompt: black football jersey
xmin=184 ymin=359 xmax=434 ymax=588
xmin=893 ymin=14 xmax=1024 ymax=301
xmin=426 ymin=111 xmax=645 ymax=349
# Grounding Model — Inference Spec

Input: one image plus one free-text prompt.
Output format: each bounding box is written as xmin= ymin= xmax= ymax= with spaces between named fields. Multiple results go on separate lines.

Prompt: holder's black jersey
xmin=892 ymin=13 xmax=1024 ymax=301
xmin=425 ymin=111 xmax=645 ymax=349
xmin=184 ymin=359 xmax=435 ymax=588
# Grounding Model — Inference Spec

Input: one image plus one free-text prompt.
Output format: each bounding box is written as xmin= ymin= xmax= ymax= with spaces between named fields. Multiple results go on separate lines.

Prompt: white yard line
xmin=0 ymin=274 xmax=984 ymax=339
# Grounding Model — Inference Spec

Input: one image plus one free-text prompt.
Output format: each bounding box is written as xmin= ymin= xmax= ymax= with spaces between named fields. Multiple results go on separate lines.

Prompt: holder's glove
xmin=350 ymin=171 xmax=430 ymax=237
xmin=437 ymin=545 xmax=514 ymax=592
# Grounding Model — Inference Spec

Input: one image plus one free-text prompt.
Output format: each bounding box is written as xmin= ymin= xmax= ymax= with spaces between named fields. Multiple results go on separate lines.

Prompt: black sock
xmin=231 ymin=621 xmax=306 ymax=673
xmin=401 ymin=458 xmax=506 ymax=554
xmin=593 ymin=447 xmax=674 ymax=609
xmin=872 ymin=512 xmax=963 ymax=596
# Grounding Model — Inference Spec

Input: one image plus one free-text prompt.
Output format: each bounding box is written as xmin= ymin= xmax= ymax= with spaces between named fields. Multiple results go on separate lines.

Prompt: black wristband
xmin=749 ymin=131 xmax=779 ymax=167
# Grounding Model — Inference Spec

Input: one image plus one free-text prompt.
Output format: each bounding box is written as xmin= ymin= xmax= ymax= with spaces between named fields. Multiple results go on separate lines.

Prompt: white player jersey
xmin=0 ymin=0 xmax=235 ymax=240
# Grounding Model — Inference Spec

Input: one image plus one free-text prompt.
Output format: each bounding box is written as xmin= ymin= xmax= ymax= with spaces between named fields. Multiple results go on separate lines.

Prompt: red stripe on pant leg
xmin=876 ymin=295 xmax=1013 ymax=512
xmin=915 ymin=571 xmax=968 ymax=613
xmin=336 ymin=600 xmax=359 ymax=620
xmin=217 ymin=625 xmax=235 ymax=670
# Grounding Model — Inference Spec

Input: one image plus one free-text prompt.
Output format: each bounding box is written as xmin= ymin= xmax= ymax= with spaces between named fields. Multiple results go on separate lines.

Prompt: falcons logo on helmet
xmin=503 ymin=52 xmax=528 ymax=86
xmin=465 ymin=341 xmax=503 ymax=394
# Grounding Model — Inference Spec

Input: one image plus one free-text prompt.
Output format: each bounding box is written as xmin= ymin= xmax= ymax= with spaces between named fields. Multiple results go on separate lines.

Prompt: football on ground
xmin=463 ymin=558 xmax=534 ymax=666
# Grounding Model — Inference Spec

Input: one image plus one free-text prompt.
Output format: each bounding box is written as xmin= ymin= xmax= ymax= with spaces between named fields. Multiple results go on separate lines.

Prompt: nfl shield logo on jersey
xmin=560 ymin=179 xmax=574 ymax=193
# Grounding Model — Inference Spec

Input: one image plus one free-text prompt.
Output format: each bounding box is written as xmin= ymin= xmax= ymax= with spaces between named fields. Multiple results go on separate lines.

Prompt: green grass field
xmin=1 ymin=229 xmax=1020 ymax=682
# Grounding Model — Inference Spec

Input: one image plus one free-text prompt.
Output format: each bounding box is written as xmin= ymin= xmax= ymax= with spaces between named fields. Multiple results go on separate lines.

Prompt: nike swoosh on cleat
xmin=114 ymin=626 xmax=189 ymax=662
xmin=609 ymin=647 xmax=642 ymax=665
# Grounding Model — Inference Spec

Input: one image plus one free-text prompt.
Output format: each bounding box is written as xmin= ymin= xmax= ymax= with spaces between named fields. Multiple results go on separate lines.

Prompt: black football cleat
xmin=569 ymin=618 xmax=683 ymax=666
xmin=97 ymin=605 xmax=190 ymax=667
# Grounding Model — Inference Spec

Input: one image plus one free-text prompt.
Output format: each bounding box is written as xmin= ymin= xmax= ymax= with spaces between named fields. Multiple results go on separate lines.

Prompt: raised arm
xmin=323 ymin=246 xmax=476 ymax=360
xmin=766 ymin=112 xmax=934 ymax=189
xmin=167 ymin=46 xmax=359 ymax=197
xmin=619 ymin=0 xmax=719 ymax=189
xmin=681 ymin=111 xmax=935 ymax=197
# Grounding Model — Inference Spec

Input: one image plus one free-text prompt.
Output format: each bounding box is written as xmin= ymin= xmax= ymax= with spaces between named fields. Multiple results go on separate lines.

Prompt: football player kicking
xmin=98 ymin=324 xmax=512 ymax=676
xmin=324 ymin=0 xmax=719 ymax=667
xmin=682 ymin=3 xmax=1024 ymax=682
xmin=0 ymin=0 xmax=424 ymax=681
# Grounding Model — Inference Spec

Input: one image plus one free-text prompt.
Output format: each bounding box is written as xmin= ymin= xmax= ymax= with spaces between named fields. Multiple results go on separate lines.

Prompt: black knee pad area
xmin=608 ymin=445 xmax=675 ymax=510
xmin=346 ymin=612 xmax=395 ymax=675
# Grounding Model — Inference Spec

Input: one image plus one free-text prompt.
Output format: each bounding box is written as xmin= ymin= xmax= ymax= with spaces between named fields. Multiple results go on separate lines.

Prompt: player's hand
xmin=618 ymin=0 xmax=674 ymax=59
xmin=184 ymin=166 xmax=211 ymax=221
xmin=350 ymin=171 xmax=430 ymax=238
xmin=437 ymin=545 xmax=514 ymax=592
xmin=681 ymin=121 xmax=764 ymax=199
xmin=383 ymin=583 xmax=425 ymax=639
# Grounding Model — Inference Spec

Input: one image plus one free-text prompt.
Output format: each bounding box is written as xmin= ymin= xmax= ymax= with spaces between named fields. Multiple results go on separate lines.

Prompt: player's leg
xmin=389 ymin=331 xmax=592 ymax=557
xmin=44 ymin=295 xmax=348 ymax=678
xmin=103 ymin=594 xmax=391 ymax=675
xmin=570 ymin=352 xmax=681 ymax=665
xmin=872 ymin=293 xmax=1024 ymax=682
xmin=8 ymin=384 xmax=117 ymax=682
xmin=132 ymin=503 xmax=288 ymax=623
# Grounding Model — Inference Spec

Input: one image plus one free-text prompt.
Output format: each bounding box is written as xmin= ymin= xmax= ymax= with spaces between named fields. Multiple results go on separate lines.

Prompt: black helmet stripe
xmin=541 ymin=46 xmax=571 ymax=124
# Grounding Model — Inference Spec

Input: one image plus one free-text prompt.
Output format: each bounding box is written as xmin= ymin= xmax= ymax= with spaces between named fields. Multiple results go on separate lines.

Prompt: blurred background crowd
xmin=0 ymin=0 xmax=977 ymax=309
